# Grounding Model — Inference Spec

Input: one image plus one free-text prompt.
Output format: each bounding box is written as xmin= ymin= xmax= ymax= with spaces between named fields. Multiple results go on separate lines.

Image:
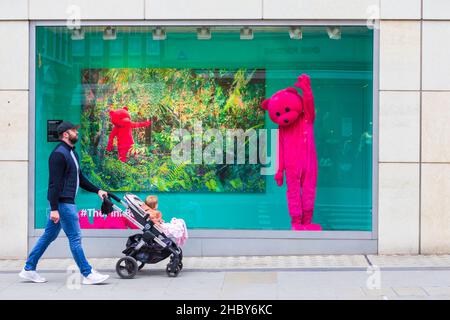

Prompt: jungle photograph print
xmin=80 ymin=68 xmax=266 ymax=193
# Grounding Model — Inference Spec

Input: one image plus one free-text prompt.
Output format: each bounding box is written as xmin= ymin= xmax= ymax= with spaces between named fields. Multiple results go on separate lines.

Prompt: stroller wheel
xmin=166 ymin=263 xmax=181 ymax=277
xmin=138 ymin=262 xmax=145 ymax=271
xmin=116 ymin=256 xmax=138 ymax=279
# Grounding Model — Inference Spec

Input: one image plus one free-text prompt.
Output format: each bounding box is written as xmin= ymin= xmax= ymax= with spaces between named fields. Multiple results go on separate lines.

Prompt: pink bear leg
xmin=300 ymin=160 xmax=321 ymax=231
xmin=118 ymin=146 xmax=131 ymax=163
xmin=285 ymin=169 xmax=303 ymax=230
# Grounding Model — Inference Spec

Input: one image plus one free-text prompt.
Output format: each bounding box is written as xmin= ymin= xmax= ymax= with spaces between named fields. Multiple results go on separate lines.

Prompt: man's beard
xmin=68 ymin=134 xmax=78 ymax=144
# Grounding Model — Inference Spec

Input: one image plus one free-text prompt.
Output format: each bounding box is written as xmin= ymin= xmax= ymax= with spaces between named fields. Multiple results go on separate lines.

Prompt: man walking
xmin=19 ymin=121 xmax=110 ymax=285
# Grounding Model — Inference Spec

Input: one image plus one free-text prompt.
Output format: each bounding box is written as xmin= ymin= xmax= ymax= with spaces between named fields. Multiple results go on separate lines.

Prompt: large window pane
xmin=35 ymin=26 xmax=373 ymax=231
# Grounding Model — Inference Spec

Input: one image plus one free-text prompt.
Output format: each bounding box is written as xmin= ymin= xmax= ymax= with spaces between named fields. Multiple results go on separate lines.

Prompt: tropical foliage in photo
xmin=80 ymin=68 xmax=266 ymax=192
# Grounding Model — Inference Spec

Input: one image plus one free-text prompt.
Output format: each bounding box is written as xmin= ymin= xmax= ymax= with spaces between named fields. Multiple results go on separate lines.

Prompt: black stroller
xmin=102 ymin=192 xmax=183 ymax=279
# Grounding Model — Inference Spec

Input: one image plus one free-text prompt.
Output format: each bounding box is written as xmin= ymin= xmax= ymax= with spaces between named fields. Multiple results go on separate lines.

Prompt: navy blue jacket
xmin=47 ymin=141 xmax=100 ymax=210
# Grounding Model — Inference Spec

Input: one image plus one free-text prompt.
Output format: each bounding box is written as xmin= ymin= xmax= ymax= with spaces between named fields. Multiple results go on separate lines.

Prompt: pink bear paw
xmin=295 ymin=74 xmax=311 ymax=89
xmin=274 ymin=172 xmax=284 ymax=186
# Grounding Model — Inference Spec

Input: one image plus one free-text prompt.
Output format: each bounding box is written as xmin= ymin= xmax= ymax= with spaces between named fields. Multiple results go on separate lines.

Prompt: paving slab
xmin=392 ymin=287 xmax=428 ymax=296
xmin=0 ymin=255 xmax=370 ymax=272
xmin=422 ymin=286 xmax=450 ymax=296
xmin=1 ymin=256 xmax=450 ymax=300
xmin=367 ymin=255 xmax=450 ymax=268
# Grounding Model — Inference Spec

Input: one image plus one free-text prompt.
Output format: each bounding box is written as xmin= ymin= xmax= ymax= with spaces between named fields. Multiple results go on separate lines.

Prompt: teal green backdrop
xmin=35 ymin=26 xmax=373 ymax=231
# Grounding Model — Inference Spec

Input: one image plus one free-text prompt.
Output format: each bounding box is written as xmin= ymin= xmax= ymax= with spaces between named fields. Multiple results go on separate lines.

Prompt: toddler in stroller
xmin=102 ymin=192 xmax=184 ymax=279
xmin=142 ymin=195 xmax=188 ymax=247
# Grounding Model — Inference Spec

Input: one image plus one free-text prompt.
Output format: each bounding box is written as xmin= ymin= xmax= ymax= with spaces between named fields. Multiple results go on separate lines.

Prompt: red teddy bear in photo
xmin=262 ymin=74 xmax=321 ymax=231
xmin=106 ymin=106 xmax=152 ymax=162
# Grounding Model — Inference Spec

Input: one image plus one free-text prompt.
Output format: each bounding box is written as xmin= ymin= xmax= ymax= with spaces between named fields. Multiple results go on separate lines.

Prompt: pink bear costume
xmin=262 ymin=74 xmax=322 ymax=231
xmin=106 ymin=106 xmax=152 ymax=163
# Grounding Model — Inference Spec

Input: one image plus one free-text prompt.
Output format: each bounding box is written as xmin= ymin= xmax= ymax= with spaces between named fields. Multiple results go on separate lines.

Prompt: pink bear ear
xmin=123 ymin=106 xmax=128 ymax=111
xmin=261 ymin=99 xmax=270 ymax=110
xmin=286 ymin=87 xmax=299 ymax=94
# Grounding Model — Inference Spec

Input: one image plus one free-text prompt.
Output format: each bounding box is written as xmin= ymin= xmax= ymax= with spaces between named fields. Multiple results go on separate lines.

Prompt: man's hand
xmin=50 ymin=210 xmax=60 ymax=224
xmin=97 ymin=190 xmax=108 ymax=200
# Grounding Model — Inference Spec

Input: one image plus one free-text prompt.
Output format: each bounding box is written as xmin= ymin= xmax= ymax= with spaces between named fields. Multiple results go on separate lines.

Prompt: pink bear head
xmin=109 ymin=106 xmax=132 ymax=128
xmin=261 ymin=87 xmax=303 ymax=127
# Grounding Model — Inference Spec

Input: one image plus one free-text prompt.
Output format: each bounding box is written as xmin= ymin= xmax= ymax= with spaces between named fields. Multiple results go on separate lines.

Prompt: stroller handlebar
xmin=106 ymin=192 xmax=122 ymax=203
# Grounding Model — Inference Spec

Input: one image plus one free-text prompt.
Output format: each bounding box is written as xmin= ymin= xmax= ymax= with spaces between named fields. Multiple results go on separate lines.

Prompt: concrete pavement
xmin=1 ymin=255 xmax=450 ymax=300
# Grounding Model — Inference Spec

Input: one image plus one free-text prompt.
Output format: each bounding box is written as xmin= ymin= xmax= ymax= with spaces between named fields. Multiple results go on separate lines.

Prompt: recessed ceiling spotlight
xmin=289 ymin=26 xmax=302 ymax=40
xmin=152 ymin=27 xmax=166 ymax=40
xmin=103 ymin=26 xmax=117 ymax=40
xmin=197 ymin=27 xmax=211 ymax=40
xmin=326 ymin=26 xmax=341 ymax=40
xmin=71 ymin=27 xmax=84 ymax=40
xmin=240 ymin=27 xmax=253 ymax=40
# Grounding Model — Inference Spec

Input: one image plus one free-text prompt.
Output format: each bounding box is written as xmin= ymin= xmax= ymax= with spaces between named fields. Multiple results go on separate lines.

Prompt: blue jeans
xmin=25 ymin=203 xmax=92 ymax=277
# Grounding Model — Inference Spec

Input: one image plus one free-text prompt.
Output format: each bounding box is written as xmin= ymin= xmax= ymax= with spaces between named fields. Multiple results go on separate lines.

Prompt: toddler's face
xmin=150 ymin=212 xmax=161 ymax=224
xmin=140 ymin=203 xmax=152 ymax=212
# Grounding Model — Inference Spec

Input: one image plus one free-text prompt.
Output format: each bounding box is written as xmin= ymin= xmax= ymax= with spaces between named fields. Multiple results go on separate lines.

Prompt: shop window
xmin=34 ymin=26 xmax=374 ymax=231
